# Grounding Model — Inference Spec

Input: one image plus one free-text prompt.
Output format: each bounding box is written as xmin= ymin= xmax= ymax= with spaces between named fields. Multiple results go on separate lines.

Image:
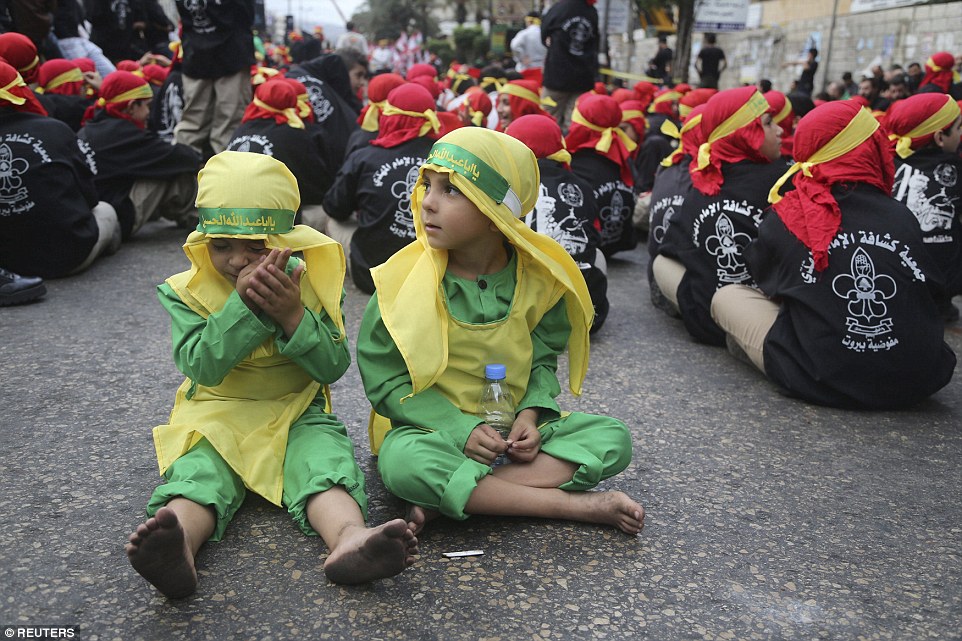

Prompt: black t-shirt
xmin=658 ymin=159 xmax=790 ymax=345
xmin=322 ymin=136 xmax=434 ymax=277
xmin=633 ymin=113 xmax=678 ymax=192
xmin=227 ymin=118 xmax=332 ymax=206
xmin=147 ymin=67 xmax=183 ymax=142
xmin=798 ymin=61 xmax=818 ymax=94
xmin=175 ymin=0 xmax=255 ymax=79
xmin=530 ymin=159 xmax=608 ymax=332
xmin=569 ymin=149 xmax=636 ymax=257
xmin=540 ymin=0 xmax=599 ymax=93
xmin=697 ymin=46 xmax=725 ymax=77
xmin=748 ymin=184 xmax=956 ymax=409
xmin=648 ymin=47 xmax=673 ymax=76
xmin=35 ymin=93 xmax=92 ymax=132
xmin=647 ymin=160 xmax=693 ymax=284
xmin=0 ymin=111 xmax=99 ymax=278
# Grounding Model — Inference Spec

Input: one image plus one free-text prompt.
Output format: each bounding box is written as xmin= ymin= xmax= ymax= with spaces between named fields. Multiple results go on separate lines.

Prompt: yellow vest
xmin=153 ymin=226 xmax=345 ymax=506
xmin=368 ymin=252 xmax=565 ymax=454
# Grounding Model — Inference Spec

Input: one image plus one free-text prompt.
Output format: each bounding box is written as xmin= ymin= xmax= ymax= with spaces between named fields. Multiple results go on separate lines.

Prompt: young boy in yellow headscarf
xmin=356 ymin=128 xmax=645 ymax=535
xmin=126 ymin=151 xmax=417 ymax=599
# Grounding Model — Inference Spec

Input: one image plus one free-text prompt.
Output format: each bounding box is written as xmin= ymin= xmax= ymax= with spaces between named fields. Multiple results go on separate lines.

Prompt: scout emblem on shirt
xmin=0 ymin=142 xmax=31 ymax=213
xmin=294 ymin=77 xmax=334 ymax=123
xmin=183 ymin=0 xmax=214 ymax=33
xmin=565 ymin=17 xmax=593 ymax=57
xmin=227 ymin=135 xmax=275 ymax=156
xmin=705 ymin=214 xmax=751 ymax=285
xmin=389 ymin=165 xmax=419 ymax=239
xmin=832 ymin=247 xmax=897 ymax=345
xmin=157 ymin=83 xmax=183 ymax=142
xmin=597 ymin=188 xmax=628 ymax=246
xmin=526 ymin=182 xmax=590 ymax=260
xmin=651 ymin=206 xmax=675 ymax=244
xmin=893 ymin=163 xmax=959 ymax=235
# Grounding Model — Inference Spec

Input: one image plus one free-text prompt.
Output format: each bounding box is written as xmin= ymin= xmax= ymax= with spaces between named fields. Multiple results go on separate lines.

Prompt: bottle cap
xmin=484 ymin=363 xmax=507 ymax=380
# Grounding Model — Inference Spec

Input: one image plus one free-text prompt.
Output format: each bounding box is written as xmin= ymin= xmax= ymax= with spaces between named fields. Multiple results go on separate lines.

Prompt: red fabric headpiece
xmin=458 ymin=86 xmax=492 ymax=126
xmin=773 ymin=100 xmax=895 ymax=272
xmin=367 ymin=73 xmax=405 ymax=103
xmin=406 ymin=63 xmax=438 ymax=81
xmin=411 ymin=75 xmax=441 ymax=100
xmin=674 ymin=83 xmax=692 ymax=95
xmin=633 ymin=81 xmax=658 ymax=111
xmin=922 ymin=51 xmax=957 ymax=93
xmin=593 ymin=81 xmax=608 ymax=95
xmin=243 ymin=80 xmax=300 ymax=126
xmin=650 ymin=88 xmax=678 ymax=117
xmin=95 ymin=71 xmax=151 ymax=127
xmin=38 ymin=59 xmax=83 ymax=95
xmin=620 ymin=99 xmax=648 ymax=146
xmin=765 ymin=90 xmax=795 ymax=157
xmin=677 ymin=104 xmax=709 ymax=163
xmin=74 ymin=58 xmax=96 ymax=74
xmin=610 ymin=88 xmax=635 ymax=104
xmin=435 ymin=110 xmax=464 ymax=137
xmin=142 ymin=64 xmax=168 ymax=86
xmin=279 ymin=77 xmax=314 ymax=123
xmin=566 ymin=93 xmax=635 ymax=186
xmin=505 ymin=113 xmax=568 ymax=162
xmin=884 ymin=92 xmax=959 ymax=153
xmin=116 ymin=60 xmax=143 ymax=75
xmin=371 ymin=83 xmax=438 ymax=148
xmin=0 ymin=32 xmax=40 ymax=84
xmin=680 ymin=88 xmax=716 ymax=110
xmin=689 ymin=86 xmax=770 ymax=196
xmin=0 ymin=60 xmax=47 ymax=115
xmin=503 ymin=79 xmax=550 ymax=124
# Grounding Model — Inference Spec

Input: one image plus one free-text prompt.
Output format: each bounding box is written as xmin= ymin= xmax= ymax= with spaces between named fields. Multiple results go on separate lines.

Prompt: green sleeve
xmin=158 ymin=282 xmax=276 ymax=387
xmin=356 ymin=293 xmax=483 ymax=452
xmin=274 ymin=289 xmax=351 ymax=385
xmin=517 ymin=297 xmax=570 ymax=422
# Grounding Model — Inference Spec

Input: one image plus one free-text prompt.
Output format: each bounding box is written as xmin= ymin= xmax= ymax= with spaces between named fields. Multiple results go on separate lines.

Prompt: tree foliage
xmin=352 ymin=0 xmax=440 ymax=42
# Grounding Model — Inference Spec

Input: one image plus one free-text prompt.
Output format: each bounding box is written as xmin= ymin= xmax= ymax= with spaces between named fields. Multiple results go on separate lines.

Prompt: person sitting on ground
xmin=78 ymin=71 xmax=201 ymax=239
xmin=711 ymin=100 xmax=956 ymax=409
xmin=126 ymin=151 xmax=418 ymax=600
xmin=885 ymin=93 xmax=962 ymax=321
xmin=917 ymin=51 xmax=962 ymax=99
xmin=495 ymin=78 xmax=552 ymax=131
xmin=652 ymin=86 xmax=786 ymax=345
xmin=227 ymin=79 xmax=332 ymax=220
xmin=0 ymin=61 xmax=120 ymax=281
xmin=356 ymin=127 xmax=644 ymax=536
xmin=566 ymin=93 xmax=638 ymax=257
xmin=764 ymin=90 xmax=796 ymax=159
xmin=455 ymin=86 xmax=493 ymax=128
xmin=857 ymin=76 xmax=890 ymax=112
xmin=322 ymin=83 xmax=440 ymax=294
xmin=0 ymin=32 xmax=41 ymax=87
xmin=505 ymin=113 xmax=609 ymax=332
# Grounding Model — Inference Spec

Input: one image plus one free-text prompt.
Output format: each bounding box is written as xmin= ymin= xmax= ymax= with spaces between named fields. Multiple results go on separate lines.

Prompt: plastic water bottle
xmin=478 ymin=363 xmax=515 ymax=466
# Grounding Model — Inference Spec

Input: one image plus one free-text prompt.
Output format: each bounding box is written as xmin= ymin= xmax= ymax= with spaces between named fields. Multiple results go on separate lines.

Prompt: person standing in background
xmin=510 ymin=11 xmax=547 ymax=85
xmin=541 ymin=0 xmax=599 ymax=132
xmin=695 ymin=33 xmax=726 ymax=89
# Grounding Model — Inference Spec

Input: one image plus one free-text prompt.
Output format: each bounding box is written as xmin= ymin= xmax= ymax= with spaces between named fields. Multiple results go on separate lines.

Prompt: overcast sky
xmin=263 ymin=0 xmax=368 ymax=30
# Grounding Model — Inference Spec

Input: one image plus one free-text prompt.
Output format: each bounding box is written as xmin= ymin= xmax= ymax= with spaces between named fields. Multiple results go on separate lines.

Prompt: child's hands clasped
xmin=236 ymin=248 xmax=305 ymax=337
xmin=464 ymin=424 xmax=510 ymax=465
xmin=506 ymin=408 xmax=541 ymax=462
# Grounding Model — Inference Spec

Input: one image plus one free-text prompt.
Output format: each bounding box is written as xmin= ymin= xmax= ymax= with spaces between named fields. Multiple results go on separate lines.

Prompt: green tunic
xmin=357 ymin=253 xmax=632 ymax=520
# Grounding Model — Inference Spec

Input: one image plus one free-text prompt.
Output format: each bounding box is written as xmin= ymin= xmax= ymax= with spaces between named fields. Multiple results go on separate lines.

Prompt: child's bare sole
xmin=324 ymin=519 xmax=418 ymax=584
xmin=406 ymin=504 xmax=440 ymax=535
xmin=126 ymin=507 xmax=198 ymax=598
xmin=578 ymin=491 xmax=645 ymax=534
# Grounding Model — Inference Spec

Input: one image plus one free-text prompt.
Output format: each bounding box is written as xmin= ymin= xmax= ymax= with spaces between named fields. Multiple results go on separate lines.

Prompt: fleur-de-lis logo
xmin=598 ymin=190 xmax=628 ymax=244
xmin=832 ymin=247 xmax=896 ymax=324
xmin=705 ymin=213 xmax=751 ymax=271
xmin=0 ymin=143 xmax=30 ymax=206
xmin=390 ymin=165 xmax=421 ymax=238
xmin=652 ymin=206 xmax=675 ymax=244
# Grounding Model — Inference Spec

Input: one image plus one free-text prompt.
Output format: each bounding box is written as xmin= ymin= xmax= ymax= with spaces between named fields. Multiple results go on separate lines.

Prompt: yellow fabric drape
xmin=380 ymin=102 xmax=441 ymax=137
xmin=887 ymin=95 xmax=960 ymax=159
xmin=570 ymin=107 xmax=638 ymax=154
xmin=695 ymin=90 xmax=769 ymax=171
xmin=0 ymin=74 xmax=27 ymax=105
xmin=40 ymin=67 xmax=83 ymax=93
xmin=660 ymin=113 xmax=703 ymax=166
xmin=97 ymin=83 xmax=153 ymax=106
xmin=360 ymin=100 xmax=387 ymax=131
xmin=253 ymin=96 xmax=305 ymax=129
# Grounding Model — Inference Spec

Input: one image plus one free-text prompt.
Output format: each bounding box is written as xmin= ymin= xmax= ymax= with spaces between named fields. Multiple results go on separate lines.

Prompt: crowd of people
xmin=1 ymin=0 xmax=960 ymax=599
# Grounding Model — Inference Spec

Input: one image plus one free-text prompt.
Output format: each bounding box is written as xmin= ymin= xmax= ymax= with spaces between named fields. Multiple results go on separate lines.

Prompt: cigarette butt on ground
xmin=442 ymin=550 xmax=484 ymax=558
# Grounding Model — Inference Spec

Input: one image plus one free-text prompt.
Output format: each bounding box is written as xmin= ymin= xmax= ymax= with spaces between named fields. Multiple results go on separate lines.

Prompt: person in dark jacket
xmin=540 ymin=0 xmax=598 ymax=131
xmin=79 ymin=70 xmax=200 ymax=238
xmin=712 ymin=100 xmax=956 ymax=409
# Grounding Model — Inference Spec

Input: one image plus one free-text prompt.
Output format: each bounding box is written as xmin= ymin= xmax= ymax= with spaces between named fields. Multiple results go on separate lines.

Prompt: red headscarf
xmin=884 ymin=92 xmax=961 ymax=158
xmin=406 ymin=63 xmax=437 ymax=81
xmin=242 ymin=80 xmax=303 ymax=128
xmin=0 ymin=33 xmax=40 ymax=84
xmin=371 ymin=83 xmax=440 ymax=148
xmin=116 ymin=60 xmax=143 ymax=76
xmin=633 ymin=81 xmax=658 ymax=111
xmin=74 ymin=58 xmax=95 ymax=74
xmin=663 ymin=104 xmax=708 ymax=166
xmin=678 ymin=88 xmax=716 ymax=117
xmin=278 ymin=77 xmax=314 ymax=123
xmin=649 ymin=88 xmax=681 ymax=117
xmin=142 ymin=64 xmax=168 ymax=87
xmin=566 ymin=93 xmax=638 ymax=185
xmin=505 ymin=114 xmax=571 ymax=167
xmin=435 ymin=110 xmax=464 ymax=137
xmin=619 ymin=99 xmax=648 ymax=149
xmin=357 ymin=72 xmax=405 ymax=130
xmin=765 ymin=90 xmax=795 ymax=157
xmin=593 ymin=81 xmax=608 ymax=95
xmin=674 ymin=83 xmax=692 ymax=95
xmin=769 ymin=100 xmax=894 ymax=272
xmin=37 ymin=59 xmax=84 ymax=96
xmin=921 ymin=51 xmax=959 ymax=93
xmin=610 ymin=88 xmax=634 ymax=104
xmin=458 ymin=86 xmax=492 ymax=127
xmin=411 ymin=75 xmax=441 ymax=100
xmin=0 ymin=60 xmax=47 ymax=115
xmin=689 ymin=86 xmax=771 ymax=196
xmin=93 ymin=70 xmax=153 ymax=128
xmin=500 ymin=79 xmax=551 ymax=125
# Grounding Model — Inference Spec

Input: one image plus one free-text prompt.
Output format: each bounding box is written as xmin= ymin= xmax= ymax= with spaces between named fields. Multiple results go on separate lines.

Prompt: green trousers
xmin=377 ymin=412 xmax=633 ymax=520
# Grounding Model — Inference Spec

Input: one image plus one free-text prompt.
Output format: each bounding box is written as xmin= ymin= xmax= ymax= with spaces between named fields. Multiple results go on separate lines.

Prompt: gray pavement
xmin=1 ymin=220 xmax=961 ymax=640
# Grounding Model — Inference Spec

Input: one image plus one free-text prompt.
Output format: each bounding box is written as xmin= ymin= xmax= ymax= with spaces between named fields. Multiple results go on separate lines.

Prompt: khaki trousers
xmin=175 ymin=70 xmax=252 ymax=155
xmin=710 ymin=284 xmax=779 ymax=373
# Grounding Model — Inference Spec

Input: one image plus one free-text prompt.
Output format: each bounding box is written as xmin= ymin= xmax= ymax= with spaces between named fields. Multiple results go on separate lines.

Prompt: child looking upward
xmin=126 ymin=151 xmax=417 ymax=599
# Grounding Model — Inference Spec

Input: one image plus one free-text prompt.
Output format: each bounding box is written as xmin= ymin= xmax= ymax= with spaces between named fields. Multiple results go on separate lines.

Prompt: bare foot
xmin=571 ymin=491 xmax=645 ymax=535
xmin=323 ymin=518 xmax=419 ymax=584
xmin=126 ymin=507 xmax=198 ymax=598
xmin=406 ymin=504 xmax=440 ymax=535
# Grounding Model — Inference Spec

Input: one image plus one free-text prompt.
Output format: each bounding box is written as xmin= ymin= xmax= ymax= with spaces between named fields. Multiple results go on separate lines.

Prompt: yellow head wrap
xmin=379 ymin=101 xmax=441 ymax=137
xmin=360 ymin=100 xmax=387 ymax=131
xmin=571 ymin=107 xmax=638 ymax=154
xmin=768 ymin=106 xmax=879 ymax=204
xmin=0 ymin=74 xmax=27 ymax=106
xmin=252 ymin=96 xmax=305 ymax=129
xmin=371 ymin=128 xmax=594 ymax=397
xmin=695 ymin=90 xmax=769 ymax=172
xmin=168 ymin=151 xmax=345 ymax=337
xmin=39 ymin=67 xmax=83 ymax=93
xmin=661 ymin=113 xmax=704 ymax=167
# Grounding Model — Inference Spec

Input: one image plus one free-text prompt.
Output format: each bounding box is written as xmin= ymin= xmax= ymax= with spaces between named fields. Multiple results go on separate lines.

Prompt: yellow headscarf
xmin=168 ymin=151 xmax=345 ymax=337
xmin=371 ymin=128 xmax=594 ymax=397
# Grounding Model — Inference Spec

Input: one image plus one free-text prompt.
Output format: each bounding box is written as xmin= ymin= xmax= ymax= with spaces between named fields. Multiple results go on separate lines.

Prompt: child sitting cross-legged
xmin=126 ymin=151 xmax=417 ymax=599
